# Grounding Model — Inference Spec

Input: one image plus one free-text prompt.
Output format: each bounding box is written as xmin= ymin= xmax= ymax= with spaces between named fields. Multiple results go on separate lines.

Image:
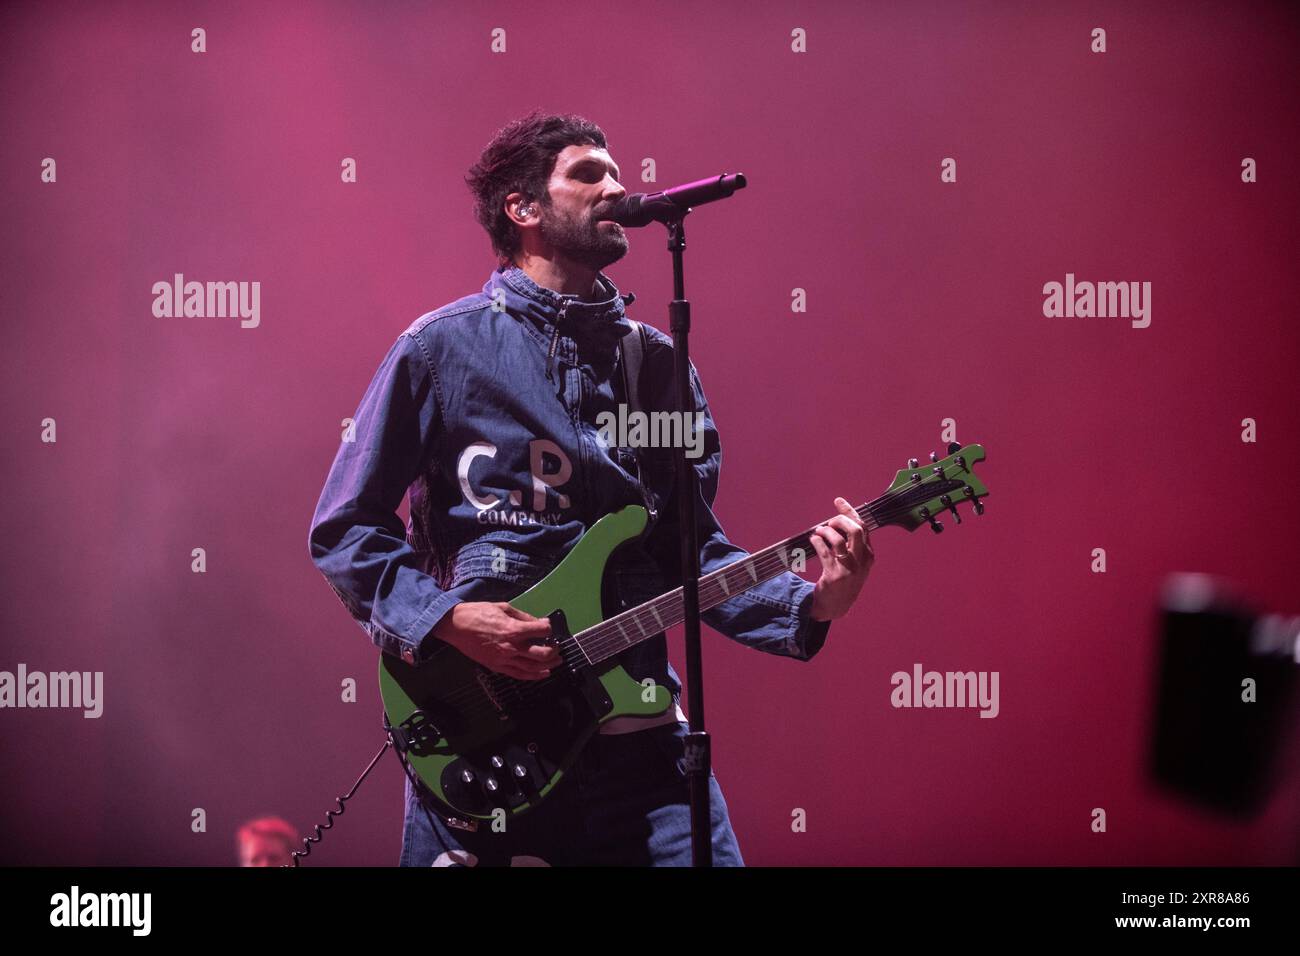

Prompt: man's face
xmin=239 ymin=834 xmax=292 ymax=867
xmin=533 ymin=144 xmax=629 ymax=272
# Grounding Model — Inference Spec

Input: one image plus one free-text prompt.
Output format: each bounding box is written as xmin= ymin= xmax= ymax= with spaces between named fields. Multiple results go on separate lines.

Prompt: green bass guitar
xmin=380 ymin=442 xmax=990 ymax=824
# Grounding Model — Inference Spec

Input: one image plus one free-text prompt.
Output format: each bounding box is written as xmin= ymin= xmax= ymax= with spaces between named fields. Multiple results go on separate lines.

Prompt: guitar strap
xmin=618 ymin=319 xmax=647 ymax=421
xmin=616 ymin=319 xmax=658 ymax=522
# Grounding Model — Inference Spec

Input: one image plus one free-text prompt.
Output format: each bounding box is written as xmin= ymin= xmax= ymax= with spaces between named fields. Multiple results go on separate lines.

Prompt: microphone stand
xmin=625 ymin=172 xmax=745 ymax=866
xmin=662 ymin=212 xmax=712 ymax=866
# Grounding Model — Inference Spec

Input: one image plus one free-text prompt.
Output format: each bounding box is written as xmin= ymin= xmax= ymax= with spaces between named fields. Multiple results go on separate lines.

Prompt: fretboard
xmin=574 ymin=498 xmax=888 ymax=665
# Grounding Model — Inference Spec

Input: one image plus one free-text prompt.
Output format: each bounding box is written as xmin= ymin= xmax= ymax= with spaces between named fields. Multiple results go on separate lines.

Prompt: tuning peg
xmin=947 ymin=442 xmax=961 ymax=455
xmin=929 ymin=451 xmax=938 ymax=463
xmin=919 ymin=506 xmax=943 ymax=533
xmin=908 ymin=458 xmax=919 ymax=469
xmin=940 ymin=494 xmax=962 ymax=524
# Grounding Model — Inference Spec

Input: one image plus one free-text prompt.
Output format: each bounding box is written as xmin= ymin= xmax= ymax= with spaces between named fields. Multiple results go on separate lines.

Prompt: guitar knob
xmin=482 ymin=775 xmax=511 ymax=809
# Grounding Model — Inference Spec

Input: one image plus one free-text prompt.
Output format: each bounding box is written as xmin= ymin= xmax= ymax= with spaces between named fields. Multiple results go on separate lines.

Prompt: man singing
xmin=308 ymin=110 xmax=873 ymax=866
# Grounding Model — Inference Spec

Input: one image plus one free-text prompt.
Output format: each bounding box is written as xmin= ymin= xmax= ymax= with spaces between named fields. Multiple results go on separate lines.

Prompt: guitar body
xmin=378 ymin=504 xmax=672 ymax=823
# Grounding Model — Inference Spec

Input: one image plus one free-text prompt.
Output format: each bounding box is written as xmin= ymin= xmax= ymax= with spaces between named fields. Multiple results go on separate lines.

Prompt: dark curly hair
xmin=465 ymin=110 xmax=610 ymax=267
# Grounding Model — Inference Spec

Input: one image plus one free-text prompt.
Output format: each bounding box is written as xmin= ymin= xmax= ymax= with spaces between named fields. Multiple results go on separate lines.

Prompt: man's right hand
xmin=432 ymin=601 xmax=560 ymax=681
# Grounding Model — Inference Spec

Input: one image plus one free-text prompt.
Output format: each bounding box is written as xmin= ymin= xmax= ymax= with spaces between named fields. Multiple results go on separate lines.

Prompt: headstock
xmin=876 ymin=442 xmax=988 ymax=534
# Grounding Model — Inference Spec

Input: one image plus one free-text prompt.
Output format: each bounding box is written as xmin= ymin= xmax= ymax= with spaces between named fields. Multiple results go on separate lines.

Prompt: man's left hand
xmin=808 ymin=496 xmax=874 ymax=622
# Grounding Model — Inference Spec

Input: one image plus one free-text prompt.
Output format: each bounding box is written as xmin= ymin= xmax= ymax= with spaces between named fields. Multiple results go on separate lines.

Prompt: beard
xmin=537 ymin=200 xmax=629 ymax=273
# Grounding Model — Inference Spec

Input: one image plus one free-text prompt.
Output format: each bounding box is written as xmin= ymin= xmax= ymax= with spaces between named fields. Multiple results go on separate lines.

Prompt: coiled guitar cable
xmin=285 ymin=712 xmax=457 ymax=866
xmin=284 ymin=737 xmax=390 ymax=867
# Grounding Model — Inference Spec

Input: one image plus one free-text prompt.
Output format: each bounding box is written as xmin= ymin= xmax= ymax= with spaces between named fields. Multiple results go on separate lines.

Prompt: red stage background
xmin=2 ymin=0 xmax=1297 ymax=865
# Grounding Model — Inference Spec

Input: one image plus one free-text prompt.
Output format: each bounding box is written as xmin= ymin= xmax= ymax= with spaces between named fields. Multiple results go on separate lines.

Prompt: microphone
xmin=604 ymin=173 xmax=747 ymax=227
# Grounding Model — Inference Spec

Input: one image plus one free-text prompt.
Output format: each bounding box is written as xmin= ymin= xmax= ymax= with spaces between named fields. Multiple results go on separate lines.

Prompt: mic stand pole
xmin=661 ymin=212 xmax=712 ymax=866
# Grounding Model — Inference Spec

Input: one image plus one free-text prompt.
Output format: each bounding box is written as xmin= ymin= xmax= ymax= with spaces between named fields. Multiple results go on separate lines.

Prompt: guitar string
xmin=410 ymin=539 xmax=852 ymax=728
xmin=494 ymin=537 xmax=866 ymax=709
xmin=420 ymin=497 xmax=899 ymax=716
xmin=492 ymin=480 xmax=967 ymax=703
xmin=414 ymin=481 xmax=978 ymax=723
xmin=421 ymin=483 xmax=969 ymax=720
xmin=425 ymin=477 xmax=976 ymax=721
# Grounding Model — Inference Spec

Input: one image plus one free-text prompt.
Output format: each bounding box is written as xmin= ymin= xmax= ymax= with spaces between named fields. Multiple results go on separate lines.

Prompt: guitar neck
xmin=572 ymin=441 xmax=989 ymax=665
xmin=574 ymin=499 xmax=886 ymax=666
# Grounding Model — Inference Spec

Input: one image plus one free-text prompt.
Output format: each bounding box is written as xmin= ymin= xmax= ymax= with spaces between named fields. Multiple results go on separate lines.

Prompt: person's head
xmin=465 ymin=110 xmax=629 ymax=273
xmin=236 ymin=816 xmax=298 ymax=867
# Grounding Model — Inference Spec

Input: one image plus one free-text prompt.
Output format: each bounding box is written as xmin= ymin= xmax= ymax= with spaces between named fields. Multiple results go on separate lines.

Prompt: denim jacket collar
xmin=487 ymin=264 xmax=635 ymax=353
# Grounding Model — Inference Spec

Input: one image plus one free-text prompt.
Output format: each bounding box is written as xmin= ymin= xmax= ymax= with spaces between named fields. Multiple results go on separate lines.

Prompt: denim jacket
xmin=308 ymin=264 xmax=831 ymax=709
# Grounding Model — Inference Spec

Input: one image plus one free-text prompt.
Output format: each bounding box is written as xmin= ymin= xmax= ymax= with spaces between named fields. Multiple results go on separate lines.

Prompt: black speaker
xmin=1149 ymin=574 xmax=1298 ymax=817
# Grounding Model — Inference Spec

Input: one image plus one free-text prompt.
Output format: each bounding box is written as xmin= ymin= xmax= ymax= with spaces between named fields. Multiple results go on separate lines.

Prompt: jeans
xmin=398 ymin=720 xmax=745 ymax=866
